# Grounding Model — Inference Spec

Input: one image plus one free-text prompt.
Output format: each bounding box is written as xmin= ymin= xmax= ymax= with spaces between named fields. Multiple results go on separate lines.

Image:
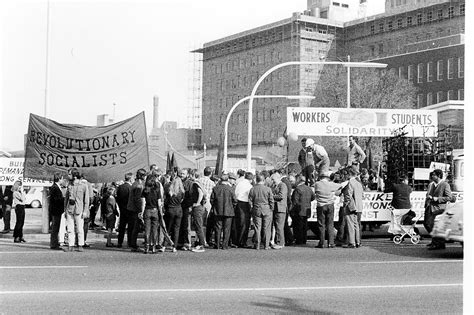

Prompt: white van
xmin=24 ymin=186 xmax=43 ymax=208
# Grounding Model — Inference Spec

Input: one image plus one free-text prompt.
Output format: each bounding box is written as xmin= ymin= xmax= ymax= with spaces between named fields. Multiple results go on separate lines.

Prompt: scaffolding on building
xmin=188 ymin=44 xmax=203 ymax=130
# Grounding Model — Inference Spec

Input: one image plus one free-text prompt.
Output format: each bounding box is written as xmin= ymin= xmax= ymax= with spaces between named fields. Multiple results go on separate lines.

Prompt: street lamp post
xmin=246 ymin=60 xmax=387 ymax=171
xmin=223 ymin=95 xmax=314 ymax=172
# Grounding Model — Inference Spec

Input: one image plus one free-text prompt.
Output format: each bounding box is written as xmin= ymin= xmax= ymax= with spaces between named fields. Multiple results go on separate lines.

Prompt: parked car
xmin=431 ymin=201 xmax=463 ymax=245
xmin=24 ymin=186 xmax=43 ymax=208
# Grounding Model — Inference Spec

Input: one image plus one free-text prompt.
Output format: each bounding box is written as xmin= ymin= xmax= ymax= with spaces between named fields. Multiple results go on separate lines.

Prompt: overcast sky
xmin=0 ymin=0 xmax=306 ymax=151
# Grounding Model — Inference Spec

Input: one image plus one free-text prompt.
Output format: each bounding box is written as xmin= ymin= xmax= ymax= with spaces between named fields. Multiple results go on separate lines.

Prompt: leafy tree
xmin=311 ymin=67 xmax=418 ymax=109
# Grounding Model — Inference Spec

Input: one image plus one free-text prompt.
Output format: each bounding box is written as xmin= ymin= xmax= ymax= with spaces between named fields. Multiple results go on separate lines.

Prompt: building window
xmin=447 ymin=90 xmax=455 ymax=100
xmin=370 ymin=24 xmax=375 ymax=34
xmin=417 ymin=13 xmax=423 ymax=25
xmin=408 ymin=65 xmax=414 ymax=82
xmin=378 ymin=43 xmax=384 ymax=54
xmin=427 ymin=11 xmax=433 ymax=22
xmin=370 ymin=45 xmax=375 ymax=57
xmin=417 ymin=94 xmax=424 ymax=108
xmin=458 ymin=89 xmax=464 ymax=100
xmin=398 ymin=66 xmax=404 ymax=78
xmin=417 ymin=63 xmax=423 ymax=83
xmin=342 ymin=4 xmax=349 ymax=8
xmin=407 ymin=16 xmax=413 ymax=26
xmin=397 ymin=18 xmax=403 ymax=28
xmin=437 ymin=60 xmax=443 ymax=81
xmin=436 ymin=91 xmax=444 ymax=103
xmin=447 ymin=58 xmax=454 ymax=79
xmin=437 ymin=9 xmax=443 ymax=20
xmin=458 ymin=57 xmax=464 ymax=78
xmin=427 ymin=61 xmax=433 ymax=82
xmin=379 ymin=22 xmax=384 ymax=32
xmin=426 ymin=93 xmax=433 ymax=106
xmin=460 ymin=4 xmax=465 ymax=15
xmin=388 ymin=21 xmax=393 ymax=31
xmin=448 ymin=6 xmax=454 ymax=18
xmin=332 ymin=2 xmax=340 ymax=6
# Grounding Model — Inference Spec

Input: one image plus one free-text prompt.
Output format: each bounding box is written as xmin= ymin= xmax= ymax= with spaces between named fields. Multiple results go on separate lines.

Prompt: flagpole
xmin=41 ymin=0 xmax=51 ymax=234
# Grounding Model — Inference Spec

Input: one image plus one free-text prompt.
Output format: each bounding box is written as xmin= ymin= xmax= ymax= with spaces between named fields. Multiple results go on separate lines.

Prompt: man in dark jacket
xmin=1 ymin=185 xmax=13 ymax=233
xmin=291 ymin=175 xmax=315 ymax=245
xmin=128 ymin=168 xmax=146 ymax=252
xmin=280 ymin=170 xmax=294 ymax=246
xmin=116 ymin=172 xmax=133 ymax=248
xmin=424 ymin=169 xmax=454 ymax=250
xmin=210 ymin=174 xmax=237 ymax=249
xmin=271 ymin=172 xmax=287 ymax=249
xmin=248 ymin=174 xmax=274 ymax=250
xmin=49 ymin=173 xmax=65 ymax=249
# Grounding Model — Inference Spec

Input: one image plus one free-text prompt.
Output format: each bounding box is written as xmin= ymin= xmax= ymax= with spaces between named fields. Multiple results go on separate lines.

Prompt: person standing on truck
xmin=305 ymin=138 xmax=330 ymax=181
xmin=298 ymin=138 xmax=315 ymax=186
xmin=347 ymin=136 xmax=366 ymax=170
xmin=424 ymin=169 xmax=454 ymax=250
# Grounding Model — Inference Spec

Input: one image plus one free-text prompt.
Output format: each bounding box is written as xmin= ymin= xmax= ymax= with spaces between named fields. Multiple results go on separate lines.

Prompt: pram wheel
xmin=410 ymin=234 xmax=420 ymax=245
xmin=393 ymin=234 xmax=403 ymax=244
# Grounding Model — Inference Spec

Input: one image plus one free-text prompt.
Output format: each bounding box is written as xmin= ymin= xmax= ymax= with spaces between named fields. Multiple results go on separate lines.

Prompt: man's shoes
xmin=131 ymin=247 xmax=142 ymax=252
xmin=356 ymin=243 xmax=361 ymax=248
xmin=50 ymin=246 xmax=62 ymax=250
xmin=14 ymin=237 xmax=21 ymax=243
xmin=264 ymin=246 xmax=270 ymax=250
xmin=343 ymin=244 xmax=356 ymax=248
xmin=328 ymin=244 xmax=335 ymax=248
xmin=271 ymin=245 xmax=283 ymax=250
xmin=191 ymin=245 xmax=205 ymax=253
xmin=106 ymin=243 xmax=115 ymax=248
xmin=83 ymin=243 xmax=90 ymax=248
xmin=1 ymin=229 xmax=10 ymax=234
xmin=171 ymin=247 xmax=177 ymax=253
xmin=63 ymin=246 xmax=74 ymax=252
xmin=315 ymin=244 xmax=324 ymax=248
xmin=77 ymin=246 xmax=84 ymax=252
xmin=20 ymin=238 xmax=26 ymax=243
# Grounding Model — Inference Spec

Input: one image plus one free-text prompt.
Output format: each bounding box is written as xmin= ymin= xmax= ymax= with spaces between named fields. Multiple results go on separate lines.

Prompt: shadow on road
xmin=251 ymin=296 xmax=337 ymax=315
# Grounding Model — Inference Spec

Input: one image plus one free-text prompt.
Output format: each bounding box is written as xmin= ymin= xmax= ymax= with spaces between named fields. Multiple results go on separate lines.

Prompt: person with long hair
xmin=12 ymin=181 xmax=26 ymax=243
xmin=165 ymin=176 xmax=184 ymax=252
xmin=140 ymin=174 xmax=162 ymax=254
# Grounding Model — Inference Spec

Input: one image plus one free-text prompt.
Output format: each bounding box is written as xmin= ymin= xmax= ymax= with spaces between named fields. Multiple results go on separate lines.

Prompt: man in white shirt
xmin=347 ymin=136 xmax=366 ymax=170
xmin=233 ymin=172 xmax=254 ymax=248
xmin=305 ymin=138 xmax=330 ymax=180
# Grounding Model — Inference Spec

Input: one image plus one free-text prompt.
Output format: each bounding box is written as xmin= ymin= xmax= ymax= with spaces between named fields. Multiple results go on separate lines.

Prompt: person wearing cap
xmin=290 ymin=175 xmax=315 ymax=245
xmin=248 ymin=174 xmax=274 ymax=250
xmin=341 ymin=166 xmax=363 ymax=248
xmin=198 ymin=166 xmax=216 ymax=247
xmin=305 ymin=138 xmax=330 ymax=181
xmin=347 ymin=136 xmax=366 ymax=170
xmin=270 ymin=172 xmax=287 ymax=249
xmin=128 ymin=168 xmax=147 ymax=252
xmin=210 ymin=174 xmax=237 ymax=249
xmin=314 ymin=171 xmax=346 ymax=248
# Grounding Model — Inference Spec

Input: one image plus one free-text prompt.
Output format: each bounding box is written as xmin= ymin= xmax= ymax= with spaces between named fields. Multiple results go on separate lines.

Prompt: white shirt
xmin=312 ymin=144 xmax=328 ymax=159
xmin=234 ymin=179 xmax=253 ymax=202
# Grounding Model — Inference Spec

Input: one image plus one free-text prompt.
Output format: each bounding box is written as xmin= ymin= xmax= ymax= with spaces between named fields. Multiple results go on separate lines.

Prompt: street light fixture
xmin=246 ymin=60 xmax=388 ymax=171
xmin=223 ymin=94 xmax=315 ymax=172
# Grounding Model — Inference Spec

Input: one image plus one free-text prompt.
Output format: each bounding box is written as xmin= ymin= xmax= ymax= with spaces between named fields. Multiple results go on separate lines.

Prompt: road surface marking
xmin=0 ymin=283 xmax=462 ymax=295
xmin=351 ymin=260 xmax=463 ymax=264
xmin=0 ymin=266 xmax=88 ymax=269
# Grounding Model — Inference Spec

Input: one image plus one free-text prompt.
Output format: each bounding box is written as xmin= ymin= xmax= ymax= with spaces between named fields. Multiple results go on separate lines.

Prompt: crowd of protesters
xmin=0 ymin=136 xmax=454 ymax=252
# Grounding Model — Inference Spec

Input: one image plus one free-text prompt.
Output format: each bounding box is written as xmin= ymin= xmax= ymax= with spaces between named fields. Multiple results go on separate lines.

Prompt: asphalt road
xmin=0 ymin=237 xmax=464 ymax=314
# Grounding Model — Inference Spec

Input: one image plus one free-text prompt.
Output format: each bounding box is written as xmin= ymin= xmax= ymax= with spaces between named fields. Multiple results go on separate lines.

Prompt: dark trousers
xmin=192 ymin=205 xmax=205 ymax=246
xmin=83 ymin=218 xmax=90 ymax=242
xmin=13 ymin=205 xmax=25 ymax=239
xmin=317 ymin=204 xmax=335 ymax=246
xmin=118 ymin=210 xmax=132 ymax=246
xmin=166 ymin=206 xmax=182 ymax=247
xmin=284 ymin=212 xmax=294 ymax=245
xmin=214 ymin=215 xmax=233 ymax=249
xmin=129 ymin=212 xmax=140 ymax=249
xmin=229 ymin=216 xmax=238 ymax=246
xmin=292 ymin=215 xmax=308 ymax=244
xmin=336 ymin=207 xmax=347 ymax=244
xmin=2 ymin=205 xmax=11 ymax=230
xmin=235 ymin=201 xmax=251 ymax=247
xmin=273 ymin=212 xmax=286 ymax=246
xmin=357 ymin=212 xmax=363 ymax=243
xmin=178 ymin=206 xmax=191 ymax=247
xmin=89 ymin=206 xmax=98 ymax=226
xmin=50 ymin=214 xmax=62 ymax=248
xmin=303 ymin=165 xmax=315 ymax=185
xmin=206 ymin=211 xmax=216 ymax=245
xmin=144 ymin=208 xmax=159 ymax=246
xmin=423 ymin=206 xmax=437 ymax=233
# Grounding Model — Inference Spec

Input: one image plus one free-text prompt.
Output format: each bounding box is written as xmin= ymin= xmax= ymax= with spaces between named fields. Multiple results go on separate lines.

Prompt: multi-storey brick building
xmin=193 ymin=0 xmax=464 ymax=166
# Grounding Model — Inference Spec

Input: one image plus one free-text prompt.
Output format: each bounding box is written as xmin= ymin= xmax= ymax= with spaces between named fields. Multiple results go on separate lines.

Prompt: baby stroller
xmin=388 ymin=206 xmax=421 ymax=245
